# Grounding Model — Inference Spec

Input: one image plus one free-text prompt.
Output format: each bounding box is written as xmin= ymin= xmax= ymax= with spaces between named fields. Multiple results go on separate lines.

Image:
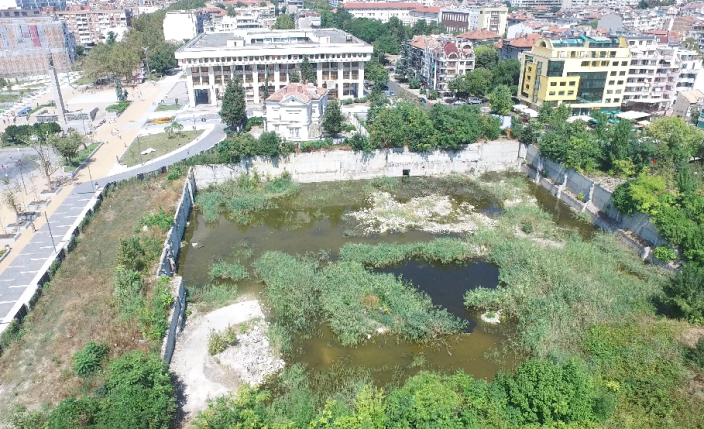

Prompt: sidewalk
xmin=0 ymin=75 xmax=226 ymax=333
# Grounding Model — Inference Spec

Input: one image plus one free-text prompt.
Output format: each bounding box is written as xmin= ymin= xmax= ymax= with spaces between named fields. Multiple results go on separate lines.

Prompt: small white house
xmin=264 ymin=83 xmax=328 ymax=141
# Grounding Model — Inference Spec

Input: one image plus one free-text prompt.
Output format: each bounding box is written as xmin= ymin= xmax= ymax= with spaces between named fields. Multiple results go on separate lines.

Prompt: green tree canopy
xmin=220 ymin=78 xmax=247 ymax=130
xmin=488 ymin=85 xmax=513 ymax=115
xmin=474 ymin=46 xmax=499 ymax=70
xmin=273 ymin=14 xmax=294 ymax=29
xmin=322 ymin=99 xmax=345 ymax=135
xmin=300 ymin=55 xmax=317 ymax=85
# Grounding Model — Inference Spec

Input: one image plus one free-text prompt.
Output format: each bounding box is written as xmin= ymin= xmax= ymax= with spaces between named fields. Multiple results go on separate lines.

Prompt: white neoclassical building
xmin=174 ymin=28 xmax=373 ymax=107
xmin=264 ymin=83 xmax=328 ymax=141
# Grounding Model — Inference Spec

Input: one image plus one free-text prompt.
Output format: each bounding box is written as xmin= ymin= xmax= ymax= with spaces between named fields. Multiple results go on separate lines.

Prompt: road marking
xmin=39 ymin=246 xmax=55 ymax=249
xmin=0 ymin=279 xmax=15 ymax=282
xmin=30 ymin=258 xmax=46 ymax=261
xmin=8 ymin=285 xmax=28 ymax=288
xmin=0 ymin=300 xmax=17 ymax=304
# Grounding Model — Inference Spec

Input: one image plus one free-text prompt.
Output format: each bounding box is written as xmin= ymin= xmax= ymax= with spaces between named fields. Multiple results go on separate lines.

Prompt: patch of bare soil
xmin=681 ymin=327 xmax=704 ymax=349
xmin=170 ymin=300 xmax=284 ymax=420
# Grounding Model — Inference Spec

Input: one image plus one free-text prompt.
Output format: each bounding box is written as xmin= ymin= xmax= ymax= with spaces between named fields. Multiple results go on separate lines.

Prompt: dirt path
xmin=170 ymin=300 xmax=283 ymax=418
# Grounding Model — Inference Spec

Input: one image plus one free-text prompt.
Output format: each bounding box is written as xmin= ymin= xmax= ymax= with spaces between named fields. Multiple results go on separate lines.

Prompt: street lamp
xmin=16 ymin=159 xmax=27 ymax=195
xmin=143 ymin=47 xmax=151 ymax=83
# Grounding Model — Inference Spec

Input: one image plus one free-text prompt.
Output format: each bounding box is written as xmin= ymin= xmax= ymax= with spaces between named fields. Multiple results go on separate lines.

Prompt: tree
xmin=1 ymin=179 xmax=22 ymax=217
xmin=106 ymin=31 xmax=117 ymax=45
xmin=365 ymin=60 xmax=389 ymax=90
xmin=664 ymin=262 xmax=704 ymax=320
xmin=19 ymin=129 xmax=60 ymax=192
xmin=322 ymin=100 xmax=344 ymax=135
xmin=492 ymin=59 xmax=521 ymax=88
xmin=691 ymin=109 xmax=701 ymax=125
xmin=474 ymin=46 xmax=499 ymax=70
xmin=147 ymin=42 xmax=178 ymax=75
xmin=683 ymin=38 xmax=702 ymax=54
xmin=289 ymin=71 xmax=301 ymax=83
xmin=74 ymin=45 xmax=84 ymax=56
xmin=301 ymin=55 xmax=317 ymax=85
xmin=227 ymin=7 xmax=236 ymax=17
xmin=220 ymin=78 xmax=247 ymax=130
xmin=647 ymin=117 xmax=704 ymax=168
xmin=50 ymin=130 xmax=84 ymax=166
xmin=488 ymin=85 xmax=513 ymax=115
xmin=165 ymin=120 xmax=184 ymax=137
xmin=273 ymin=14 xmax=294 ymax=29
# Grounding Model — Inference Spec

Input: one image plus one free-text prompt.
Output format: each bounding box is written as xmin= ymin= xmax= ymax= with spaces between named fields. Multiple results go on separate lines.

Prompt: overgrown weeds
xmin=254 ymin=252 xmax=465 ymax=347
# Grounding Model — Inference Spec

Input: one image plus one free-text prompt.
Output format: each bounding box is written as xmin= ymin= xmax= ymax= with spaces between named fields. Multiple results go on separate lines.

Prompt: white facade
xmin=163 ymin=11 xmax=205 ymax=42
xmin=341 ymin=3 xmax=424 ymax=24
xmin=265 ymin=83 xmax=328 ymax=141
xmin=204 ymin=14 xmax=262 ymax=32
xmin=509 ymin=0 xmax=561 ymax=9
xmin=175 ymin=29 xmax=373 ymax=107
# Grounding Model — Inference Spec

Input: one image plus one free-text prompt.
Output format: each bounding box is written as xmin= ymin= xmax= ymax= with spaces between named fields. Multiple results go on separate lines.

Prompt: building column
xmin=317 ymin=63 xmax=323 ymax=88
xmin=209 ymin=66 xmax=216 ymax=106
xmin=337 ymin=62 xmax=344 ymax=99
xmin=252 ymin=64 xmax=260 ymax=104
xmin=186 ymin=68 xmax=196 ymax=107
xmin=358 ymin=63 xmax=364 ymax=98
xmin=274 ymin=64 xmax=281 ymax=91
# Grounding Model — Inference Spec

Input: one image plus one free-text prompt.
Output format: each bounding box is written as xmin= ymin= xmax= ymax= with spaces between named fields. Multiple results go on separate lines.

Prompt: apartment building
xmin=45 ymin=6 xmax=131 ymax=46
xmin=339 ymin=2 xmax=423 ymax=25
xmin=508 ymin=0 xmax=561 ymax=9
xmin=221 ymin=0 xmax=275 ymax=19
xmin=440 ymin=8 xmax=478 ymax=33
xmin=408 ymin=34 xmax=475 ymax=94
xmin=477 ymin=6 xmax=508 ymax=36
xmin=163 ymin=10 xmax=207 ymax=42
xmin=620 ymin=34 xmax=703 ymax=113
xmin=517 ymin=35 xmax=632 ymax=115
xmin=204 ymin=13 xmax=262 ymax=32
xmin=0 ymin=14 xmax=74 ymax=77
xmin=16 ymin=0 xmax=64 ymax=10
xmin=501 ymin=33 xmax=540 ymax=60
xmin=409 ymin=6 xmax=440 ymax=25
xmin=174 ymin=28 xmax=373 ymax=106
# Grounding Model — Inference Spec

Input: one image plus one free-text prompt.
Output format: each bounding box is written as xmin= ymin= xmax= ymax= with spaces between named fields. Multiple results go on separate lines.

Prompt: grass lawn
xmin=29 ymin=103 xmax=54 ymax=115
xmin=63 ymin=142 xmax=100 ymax=171
xmin=0 ymin=174 xmax=184 ymax=409
xmin=0 ymin=94 xmax=20 ymax=103
xmin=73 ymin=76 xmax=94 ymax=85
xmin=121 ymin=129 xmax=203 ymax=167
xmin=106 ymin=101 xmax=130 ymax=114
xmin=155 ymin=103 xmax=182 ymax=112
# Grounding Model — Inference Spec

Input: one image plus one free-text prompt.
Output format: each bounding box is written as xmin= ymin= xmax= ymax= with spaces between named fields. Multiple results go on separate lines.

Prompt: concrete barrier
xmin=194 ymin=140 xmax=523 ymax=187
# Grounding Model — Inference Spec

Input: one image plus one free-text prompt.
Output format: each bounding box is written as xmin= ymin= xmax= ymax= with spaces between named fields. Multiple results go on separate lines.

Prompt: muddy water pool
xmin=178 ymin=175 xmax=594 ymax=383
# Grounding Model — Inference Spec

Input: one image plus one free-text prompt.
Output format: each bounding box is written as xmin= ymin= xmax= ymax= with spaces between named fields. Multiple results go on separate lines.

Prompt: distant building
xmin=440 ymin=8 xmax=478 ymax=33
xmin=517 ymin=35 xmax=632 ymax=115
xmin=295 ymin=9 xmax=321 ymax=29
xmin=0 ymin=14 xmax=74 ymax=76
xmin=175 ymin=28 xmax=373 ymax=106
xmin=455 ymin=29 xmax=501 ymax=46
xmin=501 ymin=33 xmax=539 ymax=60
xmin=204 ymin=13 xmax=262 ymax=32
xmin=45 ymin=6 xmax=132 ymax=46
xmin=672 ymin=89 xmax=704 ymax=120
xmin=597 ymin=13 xmax=623 ymax=33
xmin=163 ymin=10 xmax=207 ymax=43
xmin=408 ymin=34 xmax=475 ymax=94
xmin=16 ymin=0 xmax=64 ymax=10
xmin=264 ymin=83 xmax=328 ymax=141
xmin=476 ymin=6 xmax=508 ymax=36
xmin=339 ymin=2 xmax=423 ymax=25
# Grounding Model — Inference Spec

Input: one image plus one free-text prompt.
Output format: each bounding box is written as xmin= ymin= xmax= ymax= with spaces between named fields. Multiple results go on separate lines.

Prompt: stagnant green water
xmin=178 ymin=174 xmax=595 ymax=383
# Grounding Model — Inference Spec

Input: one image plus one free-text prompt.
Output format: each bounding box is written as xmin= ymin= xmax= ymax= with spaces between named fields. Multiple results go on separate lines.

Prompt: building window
xmin=567 ymin=90 xmax=574 ymax=95
xmin=607 ymin=90 xmax=613 ymax=94
xmin=560 ymin=82 xmax=566 ymax=86
xmin=605 ymin=98 xmax=611 ymax=103
xmin=601 ymin=61 xmax=609 ymax=66
xmin=621 ymin=61 xmax=628 ymax=66
xmin=581 ymin=61 xmax=589 ymax=66
xmin=549 ymin=91 xmax=556 ymax=96
xmin=526 ymin=84 xmax=530 ymax=89
xmin=614 ymin=98 xmax=620 ymax=102
xmin=617 ymin=80 xmax=623 ymax=85
xmin=550 ymin=82 xmax=556 ymax=86
xmin=609 ymin=80 xmax=615 ymax=85
xmin=610 ymin=71 xmax=616 ymax=76
xmin=558 ymin=91 xmax=565 ymax=95
xmin=616 ymin=89 xmax=622 ymax=94
xmin=610 ymin=51 xmax=616 ymax=58
xmin=569 ymin=81 xmax=576 ymax=86
xmin=619 ymin=71 xmax=626 ymax=76
xmin=547 ymin=61 xmax=564 ymax=77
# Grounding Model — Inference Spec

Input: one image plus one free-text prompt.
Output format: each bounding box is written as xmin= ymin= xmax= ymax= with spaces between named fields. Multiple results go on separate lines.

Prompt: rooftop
xmin=266 ymin=83 xmax=327 ymax=102
xmin=455 ymin=29 xmax=500 ymax=40
xmin=179 ymin=28 xmax=368 ymax=52
xmin=507 ymin=33 xmax=540 ymax=48
xmin=341 ymin=2 xmax=423 ymax=9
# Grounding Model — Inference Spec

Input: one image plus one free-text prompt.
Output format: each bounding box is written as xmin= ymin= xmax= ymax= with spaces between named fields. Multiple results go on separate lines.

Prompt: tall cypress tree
xmin=220 ymin=78 xmax=247 ymax=131
xmin=322 ymin=99 xmax=344 ymax=135
xmin=301 ymin=55 xmax=317 ymax=85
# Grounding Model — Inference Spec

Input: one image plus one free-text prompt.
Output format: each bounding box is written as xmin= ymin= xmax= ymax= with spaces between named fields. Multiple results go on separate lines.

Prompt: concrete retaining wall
xmin=194 ymin=140 xmax=522 ymax=187
xmin=157 ymin=169 xmax=194 ymax=363
xmin=524 ymin=145 xmax=669 ymax=262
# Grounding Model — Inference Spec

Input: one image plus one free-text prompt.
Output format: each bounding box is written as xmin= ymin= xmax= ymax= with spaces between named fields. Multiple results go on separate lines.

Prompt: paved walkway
xmin=0 ymin=103 xmax=226 ymax=332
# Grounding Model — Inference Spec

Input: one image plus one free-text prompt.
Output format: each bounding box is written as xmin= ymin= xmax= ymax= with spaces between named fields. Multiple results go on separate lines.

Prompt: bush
xmin=106 ymin=101 xmax=130 ymax=114
xmin=663 ymin=263 xmax=704 ymax=321
xmin=113 ymin=267 xmax=144 ymax=317
xmin=344 ymin=125 xmax=356 ymax=132
xmin=611 ymin=174 xmax=666 ymax=216
xmin=138 ymin=276 xmax=174 ymax=341
xmin=340 ymin=99 xmax=354 ymax=105
xmin=347 ymin=133 xmax=375 ymax=152
xmin=166 ymin=164 xmax=184 ymax=181
xmin=72 ymin=341 xmax=108 ymax=377
xmin=136 ymin=207 xmax=174 ymax=232
xmin=686 ymin=338 xmax=704 ymax=368
xmin=208 ymin=326 xmax=238 ymax=355
xmin=653 ymin=246 xmax=677 ymax=262
xmin=209 ymin=260 xmax=248 ymax=281
xmin=116 ymin=237 xmax=145 ymax=271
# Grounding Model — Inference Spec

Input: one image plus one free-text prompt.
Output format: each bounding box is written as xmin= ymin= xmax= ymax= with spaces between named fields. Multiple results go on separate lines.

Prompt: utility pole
xmin=44 ymin=212 xmax=56 ymax=253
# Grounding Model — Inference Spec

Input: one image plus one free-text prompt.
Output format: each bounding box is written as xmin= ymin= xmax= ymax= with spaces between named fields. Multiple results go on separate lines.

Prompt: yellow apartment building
xmin=517 ymin=35 xmax=632 ymax=115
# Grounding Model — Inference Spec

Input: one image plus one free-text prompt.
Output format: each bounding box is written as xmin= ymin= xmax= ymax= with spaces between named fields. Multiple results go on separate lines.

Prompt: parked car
xmin=419 ymin=96 xmax=427 ymax=103
xmin=388 ymin=67 xmax=395 ymax=72
xmin=453 ymin=100 xmax=466 ymax=106
xmin=467 ymin=97 xmax=482 ymax=105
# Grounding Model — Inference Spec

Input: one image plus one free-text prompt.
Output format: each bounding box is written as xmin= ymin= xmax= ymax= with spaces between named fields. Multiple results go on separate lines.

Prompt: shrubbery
xmin=208 ymin=326 xmax=238 ymax=355
xmin=72 ymin=341 xmax=108 ymax=377
xmin=216 ymin=131 xmax=295 ymax=163
xmin=1 ymin=122 xmax=61 ymax=146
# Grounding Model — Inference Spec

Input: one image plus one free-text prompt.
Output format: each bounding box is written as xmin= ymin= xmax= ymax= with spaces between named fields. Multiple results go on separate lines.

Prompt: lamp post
xmin=143 ymin=47 xmax=151 ymax=83
xmin=44 ymin=211 xmax=56 ymax=253
xmin=85 ymin=157 xmax=94 ymax=190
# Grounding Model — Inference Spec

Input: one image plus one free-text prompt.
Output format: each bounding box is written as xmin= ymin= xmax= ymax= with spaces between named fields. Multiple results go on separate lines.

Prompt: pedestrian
xmin=30 ymin=221 xmax=36 ymax=232
xmin=118 ymin=133 xmax=122 ymax=140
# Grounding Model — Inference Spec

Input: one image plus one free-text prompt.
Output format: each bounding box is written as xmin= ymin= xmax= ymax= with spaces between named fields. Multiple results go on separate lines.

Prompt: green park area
xmin=121 ymin=129 xmax=202 ymax=167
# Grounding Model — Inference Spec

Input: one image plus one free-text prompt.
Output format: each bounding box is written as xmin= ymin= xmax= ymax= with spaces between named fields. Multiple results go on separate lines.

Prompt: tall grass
xmin=195 ymin=173 xmax=299 ymax=224
xmin=464 ymin=232 xmax=668 ymax=357
xmin=254 ymin=252 xmax=465 ymax=346
xmin=339 ymin=238 xmax=477 ymax=267
xmin=208 ymin=260 xmax=248 ymax=281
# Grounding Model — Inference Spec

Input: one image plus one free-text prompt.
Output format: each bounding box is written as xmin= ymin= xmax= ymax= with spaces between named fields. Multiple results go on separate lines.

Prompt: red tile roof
xmin=409 ymin=35 xmax=427 ymax=50
xmin=412 ymin=6 xmax=441 ymax=13
xmin=507 ymin=33 xmax=539 ymax=48
xmin=341 ymin=2 xmax=422 ymax=9
xmin=455 ymin=29 xmax=500 ymax=40
xmin=266 ymin=83 xmax=327 ymax=102
xmin=544 ymin=26 xmax=569 ymax=34
xmin=444 ymin=42 xmax=459 ymax=55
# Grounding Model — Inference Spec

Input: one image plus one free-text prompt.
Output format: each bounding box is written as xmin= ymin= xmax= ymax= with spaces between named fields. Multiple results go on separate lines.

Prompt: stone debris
xmin=348 ymin=192 xmax=497 ymax=235
xmin=216 ymin=320 xmax=285 ymax=387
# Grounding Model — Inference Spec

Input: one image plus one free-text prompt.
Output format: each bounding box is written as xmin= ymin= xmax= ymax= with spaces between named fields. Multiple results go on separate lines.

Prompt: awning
xmin=524 ymin=108 xmax=539 ymax=118
xmin=616 ymin=111 xmax=650 ymax=120
xmin=567 ymin=115 xmax=592 ymax=123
